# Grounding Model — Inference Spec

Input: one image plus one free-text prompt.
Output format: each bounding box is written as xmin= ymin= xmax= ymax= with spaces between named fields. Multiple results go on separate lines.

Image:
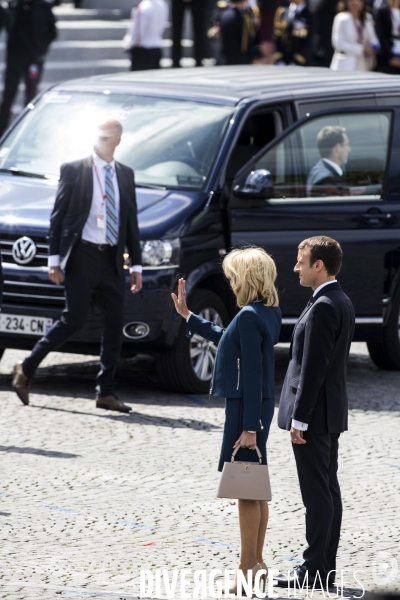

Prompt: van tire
xmin=156 ymin=289 xmax=229 ymax=394
xmin=367 ymin=285 xmax=400 ymax=369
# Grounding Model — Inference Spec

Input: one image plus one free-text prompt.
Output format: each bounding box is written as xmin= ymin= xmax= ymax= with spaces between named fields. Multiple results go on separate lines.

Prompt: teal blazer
xmin=187 ymin=302 xmax=282 ymax=431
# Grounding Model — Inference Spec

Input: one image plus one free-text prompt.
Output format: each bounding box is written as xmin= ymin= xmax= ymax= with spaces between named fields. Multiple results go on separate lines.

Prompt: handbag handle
xmin=231 ymin=445 xmax=262 ymax=465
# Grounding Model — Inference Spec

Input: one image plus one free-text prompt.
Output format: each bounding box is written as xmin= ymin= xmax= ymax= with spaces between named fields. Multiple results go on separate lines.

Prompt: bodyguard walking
xmin=0 ymin=0 xmax=57 ymax=136
xmin=276 ymin=236 xmax=355 ymax=587
xmin=12 ymin=120 xmax=143 ymax=413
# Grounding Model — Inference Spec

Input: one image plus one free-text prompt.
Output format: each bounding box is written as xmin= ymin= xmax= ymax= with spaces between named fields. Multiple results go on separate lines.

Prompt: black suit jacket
xmin=7 ymin=0 xmax=57 ymax=63
xmin=278 ymin=282 xmax=355 ymax=434
xmin=48 ymin=156 xmax=142 ymax=276
xmin=308 ymin=160 xmax=349 ymax=197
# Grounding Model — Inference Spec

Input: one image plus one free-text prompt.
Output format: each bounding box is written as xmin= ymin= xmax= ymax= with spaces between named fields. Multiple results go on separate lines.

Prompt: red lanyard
xmin=353 ymin=17 xmax=364 ymax=44
xmin=92 ymin=159 xmax=114 ymax=203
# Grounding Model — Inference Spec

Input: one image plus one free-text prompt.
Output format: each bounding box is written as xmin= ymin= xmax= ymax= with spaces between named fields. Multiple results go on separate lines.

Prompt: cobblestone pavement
xmin=0 ymin=343 xmax=399 ymax=600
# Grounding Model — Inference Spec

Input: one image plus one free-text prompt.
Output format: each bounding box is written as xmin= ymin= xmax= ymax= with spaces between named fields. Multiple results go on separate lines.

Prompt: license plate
xmin=0 ymin=314 xmax=53 ymax=336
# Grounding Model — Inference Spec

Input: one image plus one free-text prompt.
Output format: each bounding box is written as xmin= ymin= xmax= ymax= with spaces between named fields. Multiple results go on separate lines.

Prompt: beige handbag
xmin=217 ymin=445 xmax=272 ymax=501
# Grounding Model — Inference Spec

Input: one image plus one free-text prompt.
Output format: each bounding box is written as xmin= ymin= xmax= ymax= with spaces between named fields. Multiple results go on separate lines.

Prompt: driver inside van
xmin=306 ymin=125 xmax=351 ymax=196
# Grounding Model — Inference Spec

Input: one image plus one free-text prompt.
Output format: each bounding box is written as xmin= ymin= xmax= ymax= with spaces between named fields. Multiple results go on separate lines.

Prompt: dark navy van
xmin=1 ymin=66 xmax=400 ymax=392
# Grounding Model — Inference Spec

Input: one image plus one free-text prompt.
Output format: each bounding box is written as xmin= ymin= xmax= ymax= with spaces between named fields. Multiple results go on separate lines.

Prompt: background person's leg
xmin=24 ymin=62 xmax=43 ymax=106
xmin=172 ymin=0 xmax=185 ymax=68
xmin=191 ymin=0 xmax=208 ymax=66
xmin=0 ymin=56 xmax=23 ymax=135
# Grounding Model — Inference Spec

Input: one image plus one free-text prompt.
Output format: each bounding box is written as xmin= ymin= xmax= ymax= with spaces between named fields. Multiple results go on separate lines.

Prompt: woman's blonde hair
xmin=222 ymin=247 xmax=279 ymax=308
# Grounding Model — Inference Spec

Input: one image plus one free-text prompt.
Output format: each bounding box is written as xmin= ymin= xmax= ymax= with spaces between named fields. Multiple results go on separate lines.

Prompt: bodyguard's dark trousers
xmin=292 ymin=433 xmax=342 ymax=577
xmin=22 ymin=242 xmax=125 ymax=397
xmin=0 ymin=54 xmax=43 ymax=136
xmin=172 ymin=0 xmax=207 ymax=67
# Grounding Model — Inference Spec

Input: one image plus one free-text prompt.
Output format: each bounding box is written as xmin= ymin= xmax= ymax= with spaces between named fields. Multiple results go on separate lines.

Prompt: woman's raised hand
xmin=171 ymin=278 xmax=191 ymax=320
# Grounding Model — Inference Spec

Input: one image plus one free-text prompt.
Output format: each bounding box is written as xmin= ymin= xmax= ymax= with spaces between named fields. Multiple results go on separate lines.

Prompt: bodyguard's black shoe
xmin=274 ymin=567 xmax=323 ymax=588
xmin=326 ymin=573 xmax=337 ymax=587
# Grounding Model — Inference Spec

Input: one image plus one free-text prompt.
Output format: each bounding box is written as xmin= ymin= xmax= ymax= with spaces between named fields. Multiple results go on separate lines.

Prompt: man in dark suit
xmin=276 ymin=235 xmax=355 ymax=587
xmin=12 ymin=119 xmax=142 ymax=413
xmin=0 ymin=0 xmax=57 ymax=136
xmin=219 ymin=0 xmax=261 ymax=65
xmin=306 ymin=126 xmax=351 ymax=197
xmin=309 ymin=0 xmax=336 ymax=67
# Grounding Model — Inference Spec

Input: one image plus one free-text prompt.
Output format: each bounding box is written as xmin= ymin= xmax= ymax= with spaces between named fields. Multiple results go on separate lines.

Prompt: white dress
xmin=330 ymin=12 xmax=378 ymax=71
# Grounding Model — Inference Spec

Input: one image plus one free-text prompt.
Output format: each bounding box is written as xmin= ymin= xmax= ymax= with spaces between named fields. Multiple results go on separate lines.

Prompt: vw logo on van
xmin=12 ymin=237 xmax=37 ymax=265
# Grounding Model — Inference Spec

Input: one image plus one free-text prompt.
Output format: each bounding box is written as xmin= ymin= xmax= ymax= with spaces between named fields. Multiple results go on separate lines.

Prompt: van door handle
xmin=361 ymin=210 xmax=392 ymax=224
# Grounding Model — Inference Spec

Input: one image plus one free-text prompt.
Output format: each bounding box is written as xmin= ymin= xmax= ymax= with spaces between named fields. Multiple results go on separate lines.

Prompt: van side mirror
xmin=233 ymin=169 xmax=274 ymax=199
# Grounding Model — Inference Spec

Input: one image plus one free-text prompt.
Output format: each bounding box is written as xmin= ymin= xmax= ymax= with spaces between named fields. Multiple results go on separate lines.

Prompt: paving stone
xmin=0 ymin=343 xmax=398 ymax=599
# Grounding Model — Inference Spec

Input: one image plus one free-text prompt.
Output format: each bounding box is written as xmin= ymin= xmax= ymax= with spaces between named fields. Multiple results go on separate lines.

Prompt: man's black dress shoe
xmin=326 ymin=573 xmax=336 ymax=587
xmin=275 ymin=566 xmax=325 ymax=588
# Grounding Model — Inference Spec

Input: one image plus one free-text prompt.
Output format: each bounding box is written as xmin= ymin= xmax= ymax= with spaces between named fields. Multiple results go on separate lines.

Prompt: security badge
xmin=97 ymin=213 xmax=105 ymax=229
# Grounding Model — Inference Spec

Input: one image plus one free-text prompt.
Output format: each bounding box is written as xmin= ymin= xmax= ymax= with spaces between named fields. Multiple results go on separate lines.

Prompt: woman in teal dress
xmin=172 ymin=247 xmax=281 ymax=595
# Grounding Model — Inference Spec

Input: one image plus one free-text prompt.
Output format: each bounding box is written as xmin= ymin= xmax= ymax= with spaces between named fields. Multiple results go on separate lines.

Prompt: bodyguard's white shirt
xmin=291 ymin=280 xmax=337 ymax=431
xmin=129 ymin=0 xmax=168 ymax=49
xmin=49 ymin=153 xmax=142 ymax=273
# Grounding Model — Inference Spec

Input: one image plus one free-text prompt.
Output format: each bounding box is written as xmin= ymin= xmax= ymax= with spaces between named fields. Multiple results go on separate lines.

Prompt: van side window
xmin=254 ymin=111 xmax=391 ymax=201
xmin=225 ymin=110 xmax=282 ymax=188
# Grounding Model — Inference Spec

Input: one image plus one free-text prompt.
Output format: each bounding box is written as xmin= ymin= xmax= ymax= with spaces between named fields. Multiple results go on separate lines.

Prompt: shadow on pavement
xmin=1 ymin=346 xmax=400 ymax=412
xmin=24 ymin=403 xmax=222 ymax=431
xmin=0 ymin=446 xmax=81 ymax=459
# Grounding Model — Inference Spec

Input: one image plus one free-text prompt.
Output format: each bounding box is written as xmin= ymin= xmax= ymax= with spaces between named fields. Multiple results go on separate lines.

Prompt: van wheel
xmin=367 ymin=285 xmax=400 ymax=369
xmin=156 ymin=289 xmax=229 ymax=394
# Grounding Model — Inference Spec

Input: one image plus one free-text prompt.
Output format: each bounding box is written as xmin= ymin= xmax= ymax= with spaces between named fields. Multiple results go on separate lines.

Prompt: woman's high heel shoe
xmin=258 ymin=562 xmax=268 ymax=593
xmin=229 ymin=563 xmax=262 ymax=596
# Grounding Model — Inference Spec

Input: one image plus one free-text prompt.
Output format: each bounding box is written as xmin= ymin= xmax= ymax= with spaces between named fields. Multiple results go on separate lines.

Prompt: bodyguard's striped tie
xmin=105 ymin=163 xmax=118 ymax=246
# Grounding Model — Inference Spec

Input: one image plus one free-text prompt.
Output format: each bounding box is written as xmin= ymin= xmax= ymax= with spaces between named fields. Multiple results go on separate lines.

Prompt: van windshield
xmin=0 ymin=92 xmax=233 ymax=190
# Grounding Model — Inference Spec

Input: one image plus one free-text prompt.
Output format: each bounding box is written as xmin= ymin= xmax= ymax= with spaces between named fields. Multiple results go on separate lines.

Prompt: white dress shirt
xmin=49 ymin=153 xmax=142 ymax=273
xmin=292 ymin=279 xmax=337 ymax=432
xmin=128 ymin=0 xmax=168 ymax=49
